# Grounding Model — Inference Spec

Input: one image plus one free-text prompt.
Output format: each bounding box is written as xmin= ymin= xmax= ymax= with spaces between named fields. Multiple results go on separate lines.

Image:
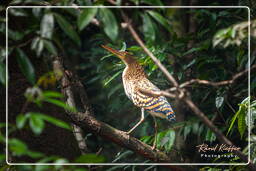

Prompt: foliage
xmin=1 ymin=0 xmax=256 ymax=170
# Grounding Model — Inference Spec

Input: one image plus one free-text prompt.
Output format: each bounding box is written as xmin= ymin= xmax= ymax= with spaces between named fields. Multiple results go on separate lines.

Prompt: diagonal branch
xmin=121 ymin=12 xmax=179 ymax=88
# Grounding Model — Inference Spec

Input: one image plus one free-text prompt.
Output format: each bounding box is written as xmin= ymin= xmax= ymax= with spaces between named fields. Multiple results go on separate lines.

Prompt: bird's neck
xmin=123 ymin=55 xmax=136 ymax=66
xmin=123 ymin=56 xmax=146 ymax=80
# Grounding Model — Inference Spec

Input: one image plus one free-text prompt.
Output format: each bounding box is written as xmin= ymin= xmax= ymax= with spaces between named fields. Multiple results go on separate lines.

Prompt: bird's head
xmin=101 ymin=45 xmax=135 ymax=65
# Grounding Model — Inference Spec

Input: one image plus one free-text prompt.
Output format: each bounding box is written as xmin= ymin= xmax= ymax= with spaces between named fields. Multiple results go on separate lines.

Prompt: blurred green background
xmin=1 ymin=0 xmax=256 ymax=170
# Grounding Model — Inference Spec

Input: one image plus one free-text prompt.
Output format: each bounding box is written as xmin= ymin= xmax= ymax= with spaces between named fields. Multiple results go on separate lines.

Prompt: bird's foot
xmin=151 ymin=144 xmax=156 ymax=150
xmin=124 ymin=130 xmax=132 ymax=135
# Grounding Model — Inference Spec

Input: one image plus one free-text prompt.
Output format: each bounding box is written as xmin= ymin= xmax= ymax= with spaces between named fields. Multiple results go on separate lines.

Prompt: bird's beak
xmin=101 ymin=45 xmax=124 ymax=59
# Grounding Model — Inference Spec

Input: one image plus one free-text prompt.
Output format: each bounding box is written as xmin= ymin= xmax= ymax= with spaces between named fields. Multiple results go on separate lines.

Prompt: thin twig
xmin=179 ymin=64 xmax=256 ymax=88
xmin=138 ymin=88 xmax=176 ymax=99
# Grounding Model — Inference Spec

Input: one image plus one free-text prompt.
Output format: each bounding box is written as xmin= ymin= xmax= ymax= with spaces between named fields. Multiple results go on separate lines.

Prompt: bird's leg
xmin=152 ymin=116 xmax=158 ymax=150
xmin=127 ymin=108 xmax=145 ymax=134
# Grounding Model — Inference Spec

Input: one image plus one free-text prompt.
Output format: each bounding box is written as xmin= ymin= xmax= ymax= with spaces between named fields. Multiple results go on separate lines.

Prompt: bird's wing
xmin=132 ymin=79 xmax=175 ymax=121
xmin=131 ymin=78 xmax=162 ymax=107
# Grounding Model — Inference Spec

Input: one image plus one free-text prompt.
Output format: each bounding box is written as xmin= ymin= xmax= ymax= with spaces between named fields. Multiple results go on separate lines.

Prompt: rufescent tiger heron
xmin=102 ymin=45 xmax=175 ymax=149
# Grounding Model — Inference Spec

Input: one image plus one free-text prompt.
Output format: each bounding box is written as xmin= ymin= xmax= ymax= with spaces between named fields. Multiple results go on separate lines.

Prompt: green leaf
xmin=26 ymin=150 xmax=44 ymax=158
xmin=54 ymin=13 xmax=81 ymax=46
xmin=140 ymin=135 xmax=153 ymax=145
xmin=238 ymin=104 xmax=246 ymax=138
xmin=43 ymin=91 xmax=63 ymax=98
xmin=43 ymin=40 xmax=58 ymax=56
xmin=164 ymin=130 xmax=175 ymax=151
xmin=99 ymin=9 xmax=119 ymax=42
xmin=120 ymin=42 xmax=127 ymax=51
xmin=104 ymin=70 xmax=122 ymax=86
xmin=37 ymin=114 xmax=71 ymax=130
xmin=78 ymin=8 xmax=98 ymax=31
xmin=16 ymin=48 xmax=35 ymax=85
xmin=29 ymin=113 xmax=45 ymax=135
xmin=44 ymin=98 xmax=76 ymax=112
xmin=40 ymin=13 xmax=54 ymax=39
xmin=147 ymin=10 xmax=171 ymax=32
xmin=9 ymin=138 xmax=28 ymax=156
xmin=142 ymin=13 xmax=155 ymax=42
xmin=156 ymin=131 xmax=166 ymax=148
xmin=74 ymin=154 xmax=105 ymax=163
xmin=183 ymin=47 xmax=203 ymax=56
xmin=36 ymin=39 xmax=44 ymax=57
xmin=215 ymin=96 xmax=224 ymax=109
xmin=227 ymin=107 xmax=240 ymax=136
xmin=205 ymin=129 xmax=216 ymax=142
xmin=183 ymin=125 xmax=191 ymax=140
xmin=16 ymin=114 xmax=29 ymax=129
xmin=0 ymin=61 xmax=6 ymax=85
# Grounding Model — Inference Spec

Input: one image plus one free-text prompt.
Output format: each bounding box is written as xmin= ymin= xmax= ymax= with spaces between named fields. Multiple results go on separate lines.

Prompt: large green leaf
xmin=227 ymin=107 xmax=240 ymax=136
xmin=9 ymin=138 xmax=28 ymax=156
xmin=44 ymin=98 xmax=76 ymax=112
xmin=215 ymin=96 xmax=224 ymax=109
xmin=164 ymin=130 xmax=175 ymax=151
xmin=16 ymin=113 xmax=29 ymax=129
xmin=142 ymin=13 xmax=155 ymax=42
xmin=40 ymin=12 xmax=54 ymax=39
xmin=16 ymin=48 xmax=35 ymax=85
xmin=205 ymin=129 xmax=216 ymax=142
xmin=37 ymin=113 xmax=71 ymax=130
xmin=54 ymin=13 xmax=81 ymax=46
xmin=147 ymin=10 xmax=171 ymax=32
xmin=99 ymin=9 xmax=118 ymax=42
xmin=26 ymin=150 xmax=44 ymax=158
xmin=104 ymin=70 xmax=122 ymax=86
xmin=43 ymin=39 xmax=58 ymax=56
xmin=43 ymin=91 xmax=63 ymax=98
xmin=238 ymin=104 xmax=246 ymax=138
xmin=78 ymin=8 xmax=98 ymax=31
xmin=29 ymin=113 xmax=45 ymax=135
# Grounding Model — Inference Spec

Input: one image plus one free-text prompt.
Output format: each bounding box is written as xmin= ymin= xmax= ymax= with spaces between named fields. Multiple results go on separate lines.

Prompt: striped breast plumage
xmin=123 ymin=70 xmax=175 ymax=121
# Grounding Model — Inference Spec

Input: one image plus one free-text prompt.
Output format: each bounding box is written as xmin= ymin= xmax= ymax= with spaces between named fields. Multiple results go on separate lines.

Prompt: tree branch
xmin=138 ymin=88 xmax=176 ymax=99
xmin=178 ymin=64 xmax=256 ymax=88
xmin=53 ymin=57 xmax=89 ymax=154
xmin=121 ymin=12 xmax=179 ymax=88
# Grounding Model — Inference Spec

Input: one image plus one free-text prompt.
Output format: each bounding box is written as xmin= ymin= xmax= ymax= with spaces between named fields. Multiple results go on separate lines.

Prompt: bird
xmin=101 ymin=45 xmax=175 ymax=149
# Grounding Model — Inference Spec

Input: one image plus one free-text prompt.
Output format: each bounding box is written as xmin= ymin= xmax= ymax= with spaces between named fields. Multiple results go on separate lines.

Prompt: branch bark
xmin=53 ymin=57 xmax=88 ymax=154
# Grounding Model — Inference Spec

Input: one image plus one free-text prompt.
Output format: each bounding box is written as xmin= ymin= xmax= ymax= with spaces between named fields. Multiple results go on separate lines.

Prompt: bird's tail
xmin=144 ymin=97 xmax=176 ymax=122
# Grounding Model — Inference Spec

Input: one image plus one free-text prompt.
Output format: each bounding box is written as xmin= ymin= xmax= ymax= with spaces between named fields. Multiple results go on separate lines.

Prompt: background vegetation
xmin=1 ymin=0 xmax=256 ymax=170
